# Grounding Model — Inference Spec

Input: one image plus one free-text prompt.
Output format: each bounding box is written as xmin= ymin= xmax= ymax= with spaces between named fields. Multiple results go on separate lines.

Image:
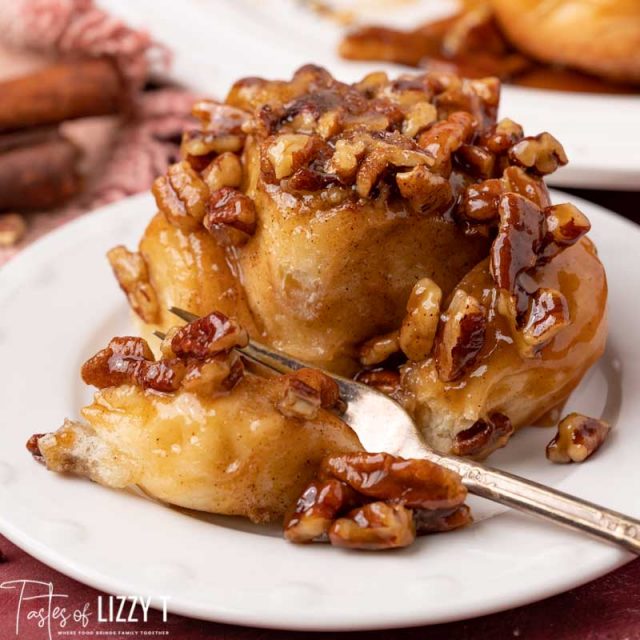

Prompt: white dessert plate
xmin=0 ymin=189 xmax=638 ymax=630
xmin=99 ymin=0 xmax=640 ymax=190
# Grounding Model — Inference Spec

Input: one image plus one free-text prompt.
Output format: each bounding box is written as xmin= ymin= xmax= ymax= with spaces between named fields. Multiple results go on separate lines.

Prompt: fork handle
xmin=428 ymin=452 xmax=640 ymax=555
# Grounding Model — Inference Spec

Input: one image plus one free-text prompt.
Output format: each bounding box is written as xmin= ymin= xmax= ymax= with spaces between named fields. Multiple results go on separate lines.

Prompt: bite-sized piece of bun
xmin=490 ymin=0 xmax=640 ymax=83
xmin=29 ymin=314 xmax=362 ymax=523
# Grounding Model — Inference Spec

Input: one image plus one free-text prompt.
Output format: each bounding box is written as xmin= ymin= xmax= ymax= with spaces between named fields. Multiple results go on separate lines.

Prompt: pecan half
xmin=323 ymin=452 xmax=467 ymax=511
xmin=171 ymin=311 xmax=249 ymax=359
xmin=508 ymin=132 xmax=568 ymax=176
xmin=435 ymin=289 xmax=486 ymax=382
xmin=453 ymin=413 xmax=514 ymax=458
xmin=107 ymin=246 xmax=159 ymax=324
xmin=399 ymin=277 xmax=442 ymax=361
xmin=203 ymin=187 xmax=257 ymax=240
xmin=284 ymin=479 xmax=357 ymax=543
xmin=329 ymin=502 xmax=416 ymax=550
xmin=546 ymin=413 xmax=611 ymax=464
xmin=152 ymin=161 xmax=209 ymax=231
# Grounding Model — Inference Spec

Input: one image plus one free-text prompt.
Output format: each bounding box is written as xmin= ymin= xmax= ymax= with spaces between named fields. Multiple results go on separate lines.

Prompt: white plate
xmin=99 ymin=0 xmax=640 ymax=190
xmin=0 ymin=190 xmax=639 ymax=630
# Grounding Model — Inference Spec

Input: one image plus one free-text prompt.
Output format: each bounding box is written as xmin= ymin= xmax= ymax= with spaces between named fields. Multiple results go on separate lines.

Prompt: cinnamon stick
xmin=0 ymin=135 xmax=81 ymax=210
xmin=0 ymin=58 xmax=126 ymax=133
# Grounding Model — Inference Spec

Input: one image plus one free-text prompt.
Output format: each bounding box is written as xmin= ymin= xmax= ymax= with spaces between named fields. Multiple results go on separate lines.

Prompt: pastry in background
xmin=340 ymin=1 xmax=640 ymax=92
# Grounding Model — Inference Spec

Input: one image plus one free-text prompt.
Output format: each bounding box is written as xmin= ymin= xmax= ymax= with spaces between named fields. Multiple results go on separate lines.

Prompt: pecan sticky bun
xmin=112 ymin=66 xmax=605 ymax=460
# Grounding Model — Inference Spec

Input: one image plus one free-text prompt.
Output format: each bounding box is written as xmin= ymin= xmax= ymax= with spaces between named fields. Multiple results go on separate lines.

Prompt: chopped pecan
xmin=453 ymin=413 xmax=514 ymax=458
xmin=477 ymin=118 xmax=524 ymax=154
xmin=191 ymin=100 xmax=249 ymax=135
xmin=329 ymin=502 xmax=416 ymax=550
xmin=433 ymin=77 xmax=499 ymax=129
xmin=182 ymin=352 xmax=244 ymax=395
xmin=323 ymin=452 xmax=467 ymax=511
xmin=266 ymin=134 xmax=322 ymax=179
xmin=541 ymin=203 xmax=591 ymax=260
xmin=459 ymin=178 xmax=504 ymax=223
xmin=152 ymin=161 xmax=209 ymax=231
xmin=136 ymin=359 xmax=187 ymax=393
xmin=277 ymin=368 xmax=342 ymax=419
xmin=81 ymin=336 xmax=185 ymax=393
xmin=171 ymin=311 xmax=249 ymax=359
xmin=356 ymin=139 xmax=433 ymax=198
xmin=328 ymin=136 xmax=367 ymax=183
xmin=358 ymin=331 xmax=400 ymax=366
xmin=454 ymin=144 xmax=495 ymax=179
xmin=399 ymin=277 xmax=442 ymax=361
xmin=201 ymin=152 xmax=243 ymax=192
xmin=501 ymin=166 xmax=551 ymax=208
xmin=546 ymin=413 xmax=611 ymax=464
xmin=508 ymin=132 xmax=568 ymax=176
xmin=355 ymin=369 xmax=402 ymax=399
xmin=284 ymin=479 xmax=357 ymax=543
xmin=107 ymin=246 xmax=159 ymax=324
xmin=414 ymin=504 xmax=472 ymax=534
xmin=395 ymin=165 xmax=453 ymax=214
xmin=435 ymin=289 xmax=486 ymax=382
xmin=402 ymin=101 xmax=437 ymax=138
xmin=490 ymin=193 xmax=545 ymax=294
xmin=203 ymin=187 xmax=257 ymax=240
xmin=520 ymin=288 xmax=569 ymax=351
xmin=417 ymin=111 xmax=476 ymax=175
xmin=0 ymin=213 xmax=27 ymax=247
xmin=277 ymin=376 xmax=322 ymax=419
xmin=26 ymin=433 xmax=45 ymax=461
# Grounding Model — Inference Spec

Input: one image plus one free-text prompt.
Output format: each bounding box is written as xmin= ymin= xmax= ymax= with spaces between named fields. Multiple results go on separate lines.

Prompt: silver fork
xmin=168 ymin=307 xmax=640 ymax=554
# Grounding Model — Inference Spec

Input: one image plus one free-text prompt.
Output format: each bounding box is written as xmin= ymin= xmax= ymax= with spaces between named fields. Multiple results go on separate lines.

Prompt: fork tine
xmin=169 ymin=306 xmax=199 ymax=323
xmin=153 ymin=330 xmax=167 ymax=340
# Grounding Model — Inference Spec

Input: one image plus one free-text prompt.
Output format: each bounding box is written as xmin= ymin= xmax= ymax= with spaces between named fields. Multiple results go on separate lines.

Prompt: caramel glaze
xmin=136 ymin=211 xmax=259 ymax=347
xmin=401 ymin=237 xmax=608 ymax=457
xmin=340 ymin=17 xmax=638 ymax=95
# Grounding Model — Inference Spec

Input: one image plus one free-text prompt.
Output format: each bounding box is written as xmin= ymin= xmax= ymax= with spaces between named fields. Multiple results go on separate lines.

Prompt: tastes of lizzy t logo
xmin=0 ymin=579 xmax=170 ymax=639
